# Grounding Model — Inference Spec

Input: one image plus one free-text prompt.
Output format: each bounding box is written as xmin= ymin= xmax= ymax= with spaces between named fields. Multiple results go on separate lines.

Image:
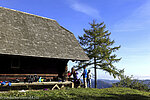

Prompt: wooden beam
xmin=0 ymin=74 xmax=58 ymax=77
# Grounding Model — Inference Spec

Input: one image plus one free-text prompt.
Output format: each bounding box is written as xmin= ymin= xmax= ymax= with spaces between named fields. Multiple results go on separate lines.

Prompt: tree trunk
xmin=94 ymin=34 xmax=97 ymax=88
xmin=94 ymin=57 xmax=97 ymax=88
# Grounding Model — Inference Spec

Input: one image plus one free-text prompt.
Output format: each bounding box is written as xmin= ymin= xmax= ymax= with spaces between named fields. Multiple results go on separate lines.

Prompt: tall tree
xmin=78 ymin=21 xmax=123 ymax=88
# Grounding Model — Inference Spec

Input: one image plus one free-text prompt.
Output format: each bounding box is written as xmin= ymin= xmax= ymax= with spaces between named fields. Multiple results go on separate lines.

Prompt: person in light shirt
xmin=87 ymin=70 xmax=92 ymax=88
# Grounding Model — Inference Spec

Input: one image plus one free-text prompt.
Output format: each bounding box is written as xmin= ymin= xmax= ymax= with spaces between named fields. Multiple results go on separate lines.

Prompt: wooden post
xmin=71 ymin=82 xmax=74 ymax=88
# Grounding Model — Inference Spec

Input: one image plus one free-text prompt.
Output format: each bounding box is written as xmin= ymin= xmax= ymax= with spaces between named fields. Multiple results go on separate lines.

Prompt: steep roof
xmin=0 ymin=7 xmax=89 ymax=61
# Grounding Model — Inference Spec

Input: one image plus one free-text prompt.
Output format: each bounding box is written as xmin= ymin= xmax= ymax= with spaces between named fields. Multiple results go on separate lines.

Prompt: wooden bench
xmin=0 ymin=81 xmax=74 ymax=90
xmin=0 ymin=74 xmax=58 ymax=82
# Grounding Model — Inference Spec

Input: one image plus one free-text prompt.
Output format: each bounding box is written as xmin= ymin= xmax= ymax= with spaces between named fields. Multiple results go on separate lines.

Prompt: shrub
xmin=113 ymin=75 xmax=150 ymax=92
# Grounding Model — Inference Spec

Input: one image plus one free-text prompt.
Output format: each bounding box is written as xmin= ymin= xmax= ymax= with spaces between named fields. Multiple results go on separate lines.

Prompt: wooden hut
xmin=0 ymin=7 xmax=89 ymax=82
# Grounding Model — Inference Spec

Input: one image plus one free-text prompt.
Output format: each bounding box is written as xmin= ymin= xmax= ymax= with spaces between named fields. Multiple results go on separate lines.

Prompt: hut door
xmin=11 ymin=56 xmax=20 ymax=73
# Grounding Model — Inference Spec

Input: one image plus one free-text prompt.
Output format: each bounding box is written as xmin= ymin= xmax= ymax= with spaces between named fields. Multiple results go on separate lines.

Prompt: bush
xmin=113 ymin=75 xmax=150 ymax=92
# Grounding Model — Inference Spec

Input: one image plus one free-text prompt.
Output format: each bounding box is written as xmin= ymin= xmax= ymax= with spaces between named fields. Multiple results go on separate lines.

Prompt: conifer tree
xmin=78 ymin=21 xmax=123 ymax=88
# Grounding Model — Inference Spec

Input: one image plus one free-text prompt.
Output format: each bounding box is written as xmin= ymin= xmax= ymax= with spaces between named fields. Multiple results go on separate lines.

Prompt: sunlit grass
xmin=0 ymin=87 xmax=150 ymax=100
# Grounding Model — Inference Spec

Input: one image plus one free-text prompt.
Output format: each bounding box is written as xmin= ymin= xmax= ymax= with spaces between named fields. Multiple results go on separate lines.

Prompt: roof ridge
xmin=0 ymin=6 xmax=56 ymax=22
xmin=0 ymin=6 xmax=73 ymax=34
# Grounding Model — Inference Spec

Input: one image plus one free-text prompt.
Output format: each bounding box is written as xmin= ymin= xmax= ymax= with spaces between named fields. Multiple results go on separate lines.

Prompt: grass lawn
xmin=0 ymin=87 xmax=150 ymax=100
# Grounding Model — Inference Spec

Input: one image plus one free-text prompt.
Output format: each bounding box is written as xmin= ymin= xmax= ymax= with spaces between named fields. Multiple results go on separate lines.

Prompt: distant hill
xmin=80 ymin=79 xmax=118 ymax=88
xmin=100 ymin=79 xmax=120 ymax=84
xmin=81 ymin=79 xmax=150 ymax=89
xmin=91 ymin=79 xmax=113 ymax=88
xmin=139 ymin=80 xmax=150 ymax=85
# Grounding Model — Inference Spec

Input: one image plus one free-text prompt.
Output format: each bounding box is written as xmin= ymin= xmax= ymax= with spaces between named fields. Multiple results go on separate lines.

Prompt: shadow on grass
xmin=40 ymin=93 xmax=150 ymax=100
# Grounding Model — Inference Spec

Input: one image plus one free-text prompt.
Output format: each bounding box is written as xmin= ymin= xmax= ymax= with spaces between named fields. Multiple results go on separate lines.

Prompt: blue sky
xmin=0 ymin=0 xmax=150 ymax=80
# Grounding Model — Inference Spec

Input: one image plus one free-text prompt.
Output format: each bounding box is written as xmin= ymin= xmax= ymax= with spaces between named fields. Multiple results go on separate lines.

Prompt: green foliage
xmin=0 ymin=87 xmax=150 ymax=100
xmin=77 ymin=20 xmax=123 ymax=78
xmin=113 ymin=75 xmax=150 ymax=92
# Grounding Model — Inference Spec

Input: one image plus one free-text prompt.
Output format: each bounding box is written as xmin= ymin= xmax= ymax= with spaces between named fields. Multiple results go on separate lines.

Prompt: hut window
xmin=11 ymin=56 xmax=20 ymax=69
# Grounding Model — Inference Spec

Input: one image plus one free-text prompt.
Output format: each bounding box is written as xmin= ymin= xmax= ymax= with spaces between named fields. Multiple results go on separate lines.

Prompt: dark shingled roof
xmin=0 ymin=7 xmax=89 ymax=61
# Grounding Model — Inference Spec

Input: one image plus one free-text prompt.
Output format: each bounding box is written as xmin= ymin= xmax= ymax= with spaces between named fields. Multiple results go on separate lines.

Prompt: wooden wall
xmin=0 ymin=54 xmax=68 ymax=78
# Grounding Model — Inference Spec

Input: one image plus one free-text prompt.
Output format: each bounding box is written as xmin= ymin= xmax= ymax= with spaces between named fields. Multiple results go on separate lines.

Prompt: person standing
xmin=87 ymin=70 xmax=92 ymax=88
xmin=82 ymin=65 xmax=87 ymax=88
xmin=71 ymin=68 xmax=78 ymax=82
xmin=68 ymin=71 xmax=71 ymax=78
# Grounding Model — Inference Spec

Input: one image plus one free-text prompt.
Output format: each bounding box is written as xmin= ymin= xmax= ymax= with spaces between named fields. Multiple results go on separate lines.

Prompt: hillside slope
xmin=0 ymin=87 xmax=150 ymax=100
xmin=91 ymin=79 xmax=113 ymax=88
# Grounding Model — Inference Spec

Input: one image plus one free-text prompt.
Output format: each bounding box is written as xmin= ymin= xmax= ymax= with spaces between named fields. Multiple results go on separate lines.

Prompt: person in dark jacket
xmin=71 ymin=68 xmax=78 ymax=82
